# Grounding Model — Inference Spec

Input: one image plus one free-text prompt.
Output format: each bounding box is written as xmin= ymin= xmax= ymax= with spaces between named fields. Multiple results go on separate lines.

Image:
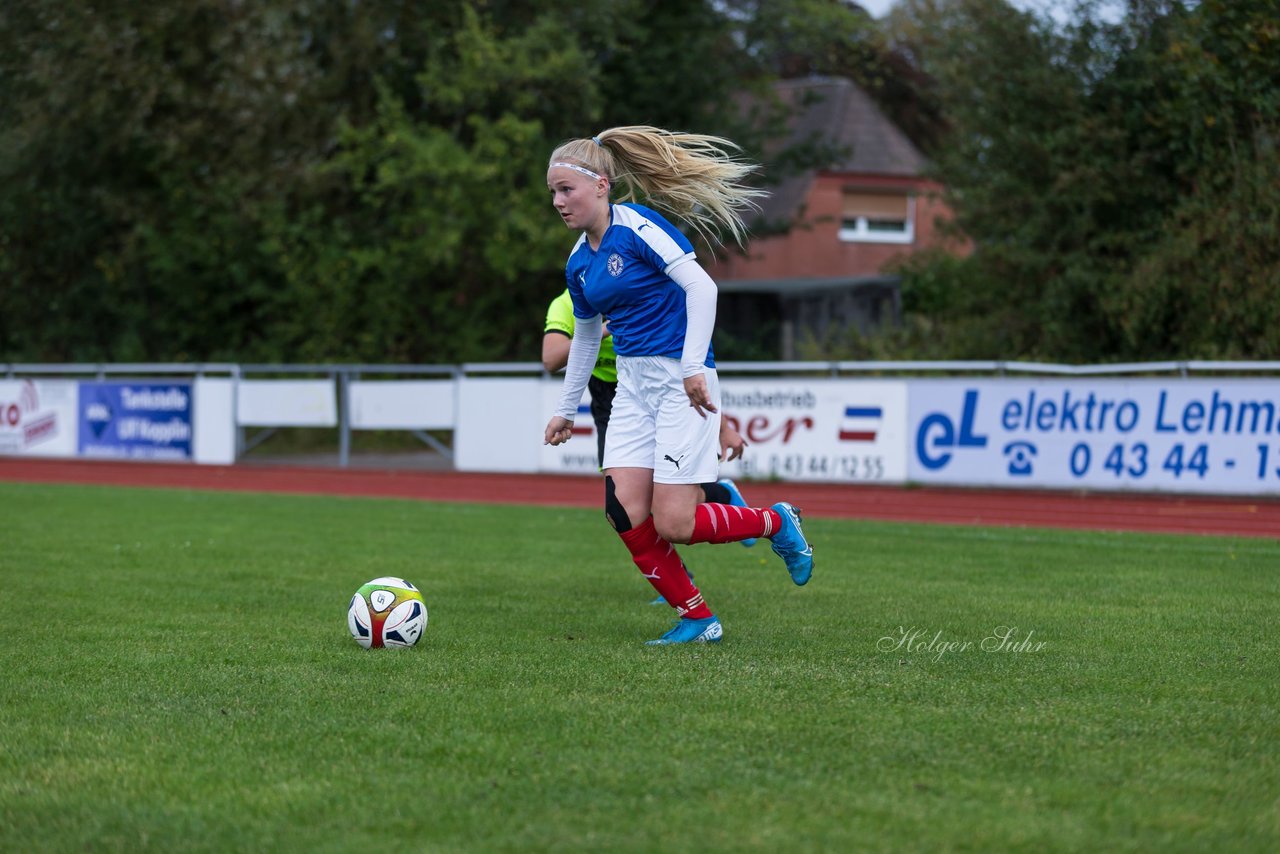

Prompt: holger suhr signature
xmin=877 ymin=626 xmax=1048 ymax=661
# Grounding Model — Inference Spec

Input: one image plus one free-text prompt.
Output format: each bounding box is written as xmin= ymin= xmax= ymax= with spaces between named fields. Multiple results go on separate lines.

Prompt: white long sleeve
xmin=668 ymin=259 xmax=718 ymax=377
xmin=554 ymin=313 xmax=602 ymax=420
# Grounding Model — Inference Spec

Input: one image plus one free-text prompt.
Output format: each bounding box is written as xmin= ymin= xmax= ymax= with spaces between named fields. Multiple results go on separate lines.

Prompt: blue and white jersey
xmin=564 ymin=203 xmax=715 ymax=367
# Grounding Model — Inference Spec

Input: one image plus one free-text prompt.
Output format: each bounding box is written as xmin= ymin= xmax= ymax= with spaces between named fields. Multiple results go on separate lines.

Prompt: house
xmin=704 ymin=76 xmax=965 ymax=359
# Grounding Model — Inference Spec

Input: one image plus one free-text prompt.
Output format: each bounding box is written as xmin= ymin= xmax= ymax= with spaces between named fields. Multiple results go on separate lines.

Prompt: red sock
xmin=688 ymin=504 xmax=781 ymax=545
xmin=618 ymin=517 xmax=713 ymax=618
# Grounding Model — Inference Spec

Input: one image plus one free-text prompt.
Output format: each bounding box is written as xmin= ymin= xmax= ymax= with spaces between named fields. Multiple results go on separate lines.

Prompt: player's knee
xmin=603 ymin=475 xmax=632 ymax=533
xmin=653 ymin=510 xmax=693 ymax=544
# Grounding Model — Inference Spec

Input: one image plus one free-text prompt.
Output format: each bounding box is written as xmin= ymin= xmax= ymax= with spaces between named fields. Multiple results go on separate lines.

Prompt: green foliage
xmin=4 ymin=0 xmax=1276 ymax=364
xmin=1111 ymin=146 xmax=1280 ymax=358
xmin=0 ymin=0 xmax=761 ymax=363
xmin=259 ymin=8 xmax=594 ymax=362
xmin=880 ymin=0 xmax=1280 ymax=362
xmin=730 ymin=0 xmax=946 ymax=151
xmin=0 ymin=0 xmax=380 ymax=361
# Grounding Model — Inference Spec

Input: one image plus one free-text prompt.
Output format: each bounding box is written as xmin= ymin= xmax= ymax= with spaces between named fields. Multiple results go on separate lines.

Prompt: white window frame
xmin=838 ymin=194 xmax=915 ymax=245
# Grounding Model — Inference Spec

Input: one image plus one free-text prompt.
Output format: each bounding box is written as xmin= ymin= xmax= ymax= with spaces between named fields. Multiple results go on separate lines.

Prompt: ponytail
xmin=549 ymin=125 xmax=765 ymax=246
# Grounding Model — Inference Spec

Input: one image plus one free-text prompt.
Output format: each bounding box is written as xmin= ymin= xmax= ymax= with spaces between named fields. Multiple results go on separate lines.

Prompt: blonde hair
xmin=550 ymin=125 xmax=765 ymax=246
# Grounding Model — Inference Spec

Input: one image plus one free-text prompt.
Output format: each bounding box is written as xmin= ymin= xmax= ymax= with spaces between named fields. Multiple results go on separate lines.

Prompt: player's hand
xmin=683 ymin=373 xmax=717 ymax=418
xmin=719 ymin=422 xmax=747 ymax=462
xmin=544 ymin=416 xmax=574 ymax=446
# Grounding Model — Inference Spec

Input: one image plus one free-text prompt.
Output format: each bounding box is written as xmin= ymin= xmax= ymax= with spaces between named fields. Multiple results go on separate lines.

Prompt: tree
xmin=1104 ymin=0 xmax=1280 ymax=357
xmin=728 ymin=0 xmax=948 ymax=151
xmin=0 ymin=0 xmax=386 ymax=360
xmin=261 ymin=4 xmax=600 ymax=362
xmin=884 ymin=0 xmax=1280 ymax=360
xmin=0 ymin=0 xmax=766 ymax=363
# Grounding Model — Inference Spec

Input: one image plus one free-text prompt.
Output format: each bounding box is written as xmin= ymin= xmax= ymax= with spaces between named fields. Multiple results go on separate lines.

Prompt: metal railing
xmin=8 ymin=359 xmax=1280 ymax=380
xmin=6 ymin=360 xmax=1279 ymax=467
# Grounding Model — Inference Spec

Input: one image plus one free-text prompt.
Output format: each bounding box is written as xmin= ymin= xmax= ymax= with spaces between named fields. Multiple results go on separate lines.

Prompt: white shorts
xmin=603 ymin=355 xmax=721 ymax=484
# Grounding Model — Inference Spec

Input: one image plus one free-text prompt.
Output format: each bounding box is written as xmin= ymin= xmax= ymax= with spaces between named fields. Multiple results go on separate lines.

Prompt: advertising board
xmin=78 ymin=381 xmax=194 ymax=461
xmin=908 ymin=379 xmax=1280 ymax=494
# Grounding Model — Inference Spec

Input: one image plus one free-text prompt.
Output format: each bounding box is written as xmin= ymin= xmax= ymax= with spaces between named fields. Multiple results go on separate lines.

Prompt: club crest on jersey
xmin=607 ymin=253 xmax=625 ymax=277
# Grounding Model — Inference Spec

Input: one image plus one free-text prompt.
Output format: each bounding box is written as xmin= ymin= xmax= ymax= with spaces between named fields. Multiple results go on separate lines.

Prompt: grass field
xmin=2 ymin=481 xmax=1277 ymax=852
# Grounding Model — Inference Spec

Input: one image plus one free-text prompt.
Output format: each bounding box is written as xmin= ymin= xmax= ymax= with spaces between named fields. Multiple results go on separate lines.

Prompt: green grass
xmin=1 ymin=482 xmax=1277 ymax=852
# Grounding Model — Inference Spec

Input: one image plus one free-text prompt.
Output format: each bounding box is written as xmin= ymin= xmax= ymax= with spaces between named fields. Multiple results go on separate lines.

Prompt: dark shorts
xmin=587 ymin=375 xmax=617 ymax=468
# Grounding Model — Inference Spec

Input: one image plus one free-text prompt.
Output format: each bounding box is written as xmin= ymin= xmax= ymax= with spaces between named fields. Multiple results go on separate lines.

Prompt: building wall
xmin=704 ymin=173 xmax=967 ymax=281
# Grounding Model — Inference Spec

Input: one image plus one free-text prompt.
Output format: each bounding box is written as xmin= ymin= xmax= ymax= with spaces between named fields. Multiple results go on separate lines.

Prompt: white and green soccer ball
xmin=347 ymin=577 xmax=427 ymax=649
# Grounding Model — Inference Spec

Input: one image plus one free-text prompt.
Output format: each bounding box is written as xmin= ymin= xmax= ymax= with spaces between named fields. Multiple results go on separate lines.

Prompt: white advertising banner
xmin=718 ymin=379 xmax=909 ymax=484
xmin=194 ymin=378 xmax=236 ymax=465
xmin=236 ymin=380 xmax=337 ymax=427
xmin=535 ymin=376 xmax=909 ymax=484
xmin=348 ymin=380 xmax=456 ymax=430
xmin=0 ymin=379 xmax=78 ymax=458
xmin=539 ymin=380 xmax=607 ymax=476
xmin=908 ymin=379 xmax=1280 ymax=494
xmin=455 ymin=377 xmax=544 ymax=473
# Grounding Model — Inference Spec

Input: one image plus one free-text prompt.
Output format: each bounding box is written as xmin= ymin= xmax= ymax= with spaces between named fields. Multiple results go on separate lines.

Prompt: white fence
xmin=3 ymin=361 xmax=1279 ymax=496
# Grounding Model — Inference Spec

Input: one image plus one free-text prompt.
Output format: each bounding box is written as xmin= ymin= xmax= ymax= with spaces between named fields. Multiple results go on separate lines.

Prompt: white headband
xmin=550 ymin=161 xmax=605 ymax=181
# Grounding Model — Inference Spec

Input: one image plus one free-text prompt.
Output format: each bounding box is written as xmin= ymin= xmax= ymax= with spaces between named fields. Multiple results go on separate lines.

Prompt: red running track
xmin=1 ymin=457 xmax=1277 ymax=539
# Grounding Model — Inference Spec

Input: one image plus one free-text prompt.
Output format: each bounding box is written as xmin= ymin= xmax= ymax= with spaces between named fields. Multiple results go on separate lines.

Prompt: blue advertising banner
xmin=78 ymin=382 xmax=193 ymax=461
xmin=908 ymin=380 xmax=1280 ymax=495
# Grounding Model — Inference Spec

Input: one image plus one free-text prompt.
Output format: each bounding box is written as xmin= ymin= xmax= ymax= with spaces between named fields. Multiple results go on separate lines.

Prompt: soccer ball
xmin=347 ymin=577 xmax=428 ymax=649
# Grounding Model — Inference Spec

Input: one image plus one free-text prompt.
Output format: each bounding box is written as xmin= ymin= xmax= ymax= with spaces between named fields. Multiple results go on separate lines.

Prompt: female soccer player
xmin=544 ymin=288 xmax=758 ymax=606
xmin=542 ymin=126 xmax=814 ymax=645
xmin=543 ymin=286 xmax=755 ymax=515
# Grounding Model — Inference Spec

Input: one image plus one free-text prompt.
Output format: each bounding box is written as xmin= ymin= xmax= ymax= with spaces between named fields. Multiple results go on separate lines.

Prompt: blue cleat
xmin=646 ymin=615 xmax=724 ymax=645
xmin=769 ymin=502 xmax=813 ymax=585
xmin=718 ymin=478 xmax=757 ymax=547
